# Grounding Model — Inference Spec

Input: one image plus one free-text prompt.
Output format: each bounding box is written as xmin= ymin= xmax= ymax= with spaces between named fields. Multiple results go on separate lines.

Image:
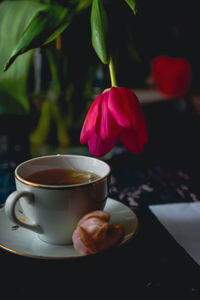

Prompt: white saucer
xmin=0 ymin=198 xmax=138 ymax=259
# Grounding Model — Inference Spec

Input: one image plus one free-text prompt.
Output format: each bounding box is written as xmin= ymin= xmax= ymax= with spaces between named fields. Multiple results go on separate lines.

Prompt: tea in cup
xmin=5 ymin=154 xmax=111 ymax=245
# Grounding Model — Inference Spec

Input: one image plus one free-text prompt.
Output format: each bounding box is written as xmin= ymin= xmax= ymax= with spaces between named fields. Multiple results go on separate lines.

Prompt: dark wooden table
xmin=1 ymin=100 xmax=200 ymax=299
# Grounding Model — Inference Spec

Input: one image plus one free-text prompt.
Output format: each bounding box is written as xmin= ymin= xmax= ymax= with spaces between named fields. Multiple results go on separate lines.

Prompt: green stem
xmin=50 ymin=102 xmax=70 ymax=147
xmin=46 ymin=48 xmax=61 ymax=100
xmin=108 ymin=56 xmax=117 ymax=87
xmin=30 ymin=100 xmax=51 ymax=145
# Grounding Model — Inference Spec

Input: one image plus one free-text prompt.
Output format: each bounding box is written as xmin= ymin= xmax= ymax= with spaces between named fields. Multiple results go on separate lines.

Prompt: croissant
xmin=72 ymin=210 xmax=124 ymax=255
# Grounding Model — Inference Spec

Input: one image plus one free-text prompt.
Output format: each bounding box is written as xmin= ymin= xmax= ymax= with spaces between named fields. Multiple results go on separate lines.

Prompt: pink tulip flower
xmin=80 ymin=87 xmax=148 ymax=157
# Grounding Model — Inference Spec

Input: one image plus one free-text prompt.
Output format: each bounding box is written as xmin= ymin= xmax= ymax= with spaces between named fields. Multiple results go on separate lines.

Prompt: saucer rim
xmin=0 ymin=198 xmax=138 ymax=260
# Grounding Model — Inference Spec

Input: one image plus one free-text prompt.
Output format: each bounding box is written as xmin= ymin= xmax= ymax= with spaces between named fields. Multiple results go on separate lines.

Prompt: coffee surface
xmin=25 ymin=168 xmax=100 ymax=185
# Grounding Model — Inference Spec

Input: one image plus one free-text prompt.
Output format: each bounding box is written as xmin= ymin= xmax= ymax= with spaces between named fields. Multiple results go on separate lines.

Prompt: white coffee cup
xmin=5 ymin=154 xmax=111 ymax=245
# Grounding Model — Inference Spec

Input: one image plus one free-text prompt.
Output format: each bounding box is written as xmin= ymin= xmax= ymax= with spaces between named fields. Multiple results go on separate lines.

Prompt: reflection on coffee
xmin=25 ymin=168 xmax=100 ymax=185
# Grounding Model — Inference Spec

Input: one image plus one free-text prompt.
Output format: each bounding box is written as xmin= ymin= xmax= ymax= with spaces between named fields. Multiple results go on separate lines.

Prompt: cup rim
xmin=15 ymin=154 xmax=111 ymax=189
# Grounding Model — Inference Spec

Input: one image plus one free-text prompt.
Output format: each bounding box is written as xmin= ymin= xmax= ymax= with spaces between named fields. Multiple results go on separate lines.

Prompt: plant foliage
xmin=0 ymin=0 xmax=137 ymax=114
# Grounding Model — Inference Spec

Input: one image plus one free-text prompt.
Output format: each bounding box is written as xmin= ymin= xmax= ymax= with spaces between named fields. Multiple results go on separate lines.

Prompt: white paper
xmin=149 ymin=202 xmax=200 ymax=266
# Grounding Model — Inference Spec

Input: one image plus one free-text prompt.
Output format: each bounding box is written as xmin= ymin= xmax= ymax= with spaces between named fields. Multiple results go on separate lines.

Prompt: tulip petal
xmin=119 ymin=87 xmax=147 ymax=134
xmin=108 ymin=87 xmax=135 ymax=128
xmin=88 ymin=132 xmax=116 ymax=157
xmin=120 ymin=88 xmax=148 ymax=146
xmin=96 ymin=90 xmax=121 ymax=140
xmin=119 ymin=128 xmax=144 ymax=154
xmin=131 ymin=104 xmax=148 ymax=146
xmin=80 ymin=86 xmax=148 ymax=157
xmin=80 ymin=93 xmax=102 ymax=144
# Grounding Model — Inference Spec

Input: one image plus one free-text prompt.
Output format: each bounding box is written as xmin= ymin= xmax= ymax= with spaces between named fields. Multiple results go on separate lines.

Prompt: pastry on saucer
xmin=72 ymin=210 xmax=124 ymax=255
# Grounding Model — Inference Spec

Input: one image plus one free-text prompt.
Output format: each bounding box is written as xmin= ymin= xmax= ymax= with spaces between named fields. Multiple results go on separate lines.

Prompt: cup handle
xmin=5 ymin=191 xmax=42 ymax=234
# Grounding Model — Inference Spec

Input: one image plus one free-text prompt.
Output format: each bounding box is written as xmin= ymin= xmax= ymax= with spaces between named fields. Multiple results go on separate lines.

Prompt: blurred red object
xmin=152 ymin=56 xmax=192 ymax=98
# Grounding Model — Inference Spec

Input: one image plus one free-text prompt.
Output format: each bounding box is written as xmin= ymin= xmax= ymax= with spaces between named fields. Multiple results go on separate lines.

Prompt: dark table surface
xmin=1 ymin=100 xmax=200 ymax=299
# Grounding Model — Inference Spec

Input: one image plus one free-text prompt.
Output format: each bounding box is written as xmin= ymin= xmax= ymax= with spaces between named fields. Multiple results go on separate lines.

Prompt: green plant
xmin=0 ymin=0 xmax=138 ymax=147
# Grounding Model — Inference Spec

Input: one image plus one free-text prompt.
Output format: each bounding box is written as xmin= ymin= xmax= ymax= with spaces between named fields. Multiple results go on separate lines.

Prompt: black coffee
xmin=25 ymin=168 xmax=100 ymax=185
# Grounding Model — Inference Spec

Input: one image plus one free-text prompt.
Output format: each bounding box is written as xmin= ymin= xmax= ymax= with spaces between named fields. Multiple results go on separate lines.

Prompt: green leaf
xmin=4 ymin=5 xmax=71 ymax=71
xmin=76 ymin=0 xmax=92 ymax=11
xmin=124 ymin=0 xmax=137 ymax=14
xmin=0 ymin=1 xmax=46 ymax=113
xmin=90 ymin=0 xmax=108 ymax=64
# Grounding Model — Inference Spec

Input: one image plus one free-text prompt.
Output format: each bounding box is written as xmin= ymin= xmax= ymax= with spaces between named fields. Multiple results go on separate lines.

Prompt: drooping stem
xmin=56 ymin=35 xmax=62 ymax=50
xmin=108 ymin=56 xmax=117 ymax=87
